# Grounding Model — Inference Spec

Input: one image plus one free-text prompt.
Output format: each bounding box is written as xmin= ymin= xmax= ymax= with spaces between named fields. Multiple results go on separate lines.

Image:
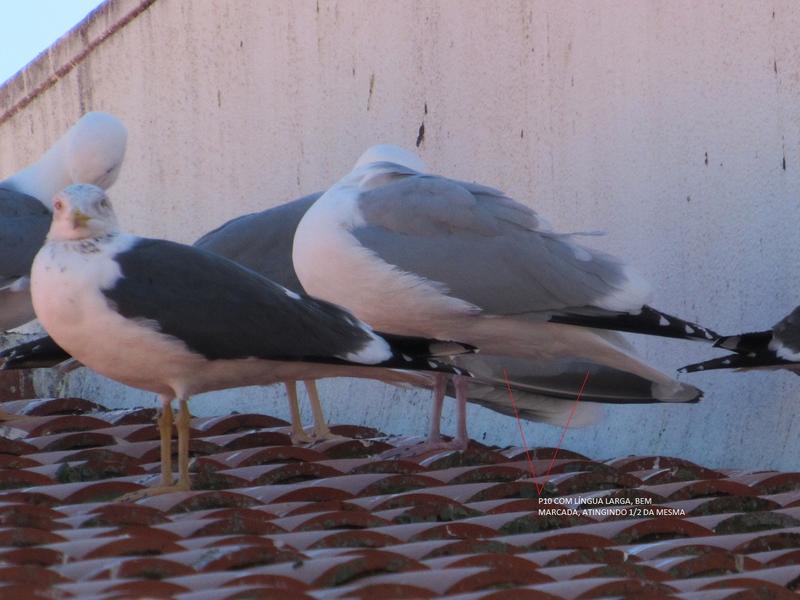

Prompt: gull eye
xmin=99 ymin=198 xmax=109 ymax=209
xmin=53 ymin=200 xmax=63 ymax=211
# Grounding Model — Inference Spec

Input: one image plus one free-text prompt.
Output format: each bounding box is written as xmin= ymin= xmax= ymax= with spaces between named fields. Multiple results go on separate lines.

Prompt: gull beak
xmin=72 ymin=210 xmax=90 ymax=228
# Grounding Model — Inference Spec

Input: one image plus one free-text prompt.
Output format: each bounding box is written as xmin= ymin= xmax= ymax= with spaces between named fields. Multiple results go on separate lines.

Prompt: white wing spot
xmin=401 ymin=354 xmax=412 ymax=362
xmin=570 ymin=245 xmax=592 ymax=262
xmin=338 ymin=332 xmax=392 ymax=364
xmin=284 ymin=289 xmax=301 ymax=300
xmin=684 ymin=324 xmax=693 ymax=334
xmin=9 ymin=277 xmax=30 ymax=292
xmin=658 ymin=316 xmax=669 ymax=327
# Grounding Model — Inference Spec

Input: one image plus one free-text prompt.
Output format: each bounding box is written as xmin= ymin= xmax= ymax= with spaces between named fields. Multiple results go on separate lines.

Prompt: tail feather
xmin=466 ymin=385 xmax=604 ymax=428
xmin=457 ymin=353 xmax=702 ymax=411
xmin=549 ymin=305 xmax=718 ymax=342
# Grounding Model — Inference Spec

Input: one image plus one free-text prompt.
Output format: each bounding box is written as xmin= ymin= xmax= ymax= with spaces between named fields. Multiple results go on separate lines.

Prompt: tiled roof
xmin=0 ymin=386 xmax=798 ymax=598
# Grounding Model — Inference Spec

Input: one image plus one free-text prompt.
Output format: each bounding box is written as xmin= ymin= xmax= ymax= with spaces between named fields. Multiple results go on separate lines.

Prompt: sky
xmin=0 ymin=0 xmax=104 ymax=86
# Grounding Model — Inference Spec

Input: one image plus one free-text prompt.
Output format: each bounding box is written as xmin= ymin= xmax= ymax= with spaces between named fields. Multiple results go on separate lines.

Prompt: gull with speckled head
xmin=0 ymin=112 xmax=127 ymax=332
xmin=681 ymin=306 xmax=800 ymax=374
xmin=30 ymin=184 xmax=472 ymax=496
xmin=293 ymin=145 xmax=717 ymax=450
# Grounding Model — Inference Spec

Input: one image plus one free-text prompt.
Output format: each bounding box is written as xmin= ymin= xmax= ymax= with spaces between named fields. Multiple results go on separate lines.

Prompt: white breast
xmin=30 ymin=235 xmax=199 ymax=395
xmin=293 ymin=183 xmax=478 ymax=338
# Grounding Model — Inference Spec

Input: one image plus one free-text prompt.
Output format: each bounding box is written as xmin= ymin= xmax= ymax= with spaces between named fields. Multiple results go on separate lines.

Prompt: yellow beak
xmin=72 ymin=210 xmax=90 ymax=228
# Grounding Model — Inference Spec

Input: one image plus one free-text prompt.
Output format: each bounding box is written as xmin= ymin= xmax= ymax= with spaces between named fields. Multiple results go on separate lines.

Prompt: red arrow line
xmin=503 ymin=367 xmax=591 ymax=496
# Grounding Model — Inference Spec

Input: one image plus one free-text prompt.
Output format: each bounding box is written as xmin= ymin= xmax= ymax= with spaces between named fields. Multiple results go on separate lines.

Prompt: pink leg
xmin=381 ymin=374 xmax=469 ymax=458
xmin=426 ymin=373 xmax=447 ymax=444
xmin=452 ymin=375 xmax=469 ymax=450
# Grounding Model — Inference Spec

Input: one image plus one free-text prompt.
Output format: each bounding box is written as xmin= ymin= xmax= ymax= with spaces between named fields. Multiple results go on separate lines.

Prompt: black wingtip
xmin=0 ymin=336 xmax=72 ymax=370
xmin=679 ymin=351 xmax=793 ymax=373
xmin=379 ymin=352 xmax=473 ymax=377
xmin=362 ymin=332 xmax=476 ymax=377
xmin=550 ymin=306 xmax=719 ymax=343
xmin=712 ymin=330 xmax=772 ymax=353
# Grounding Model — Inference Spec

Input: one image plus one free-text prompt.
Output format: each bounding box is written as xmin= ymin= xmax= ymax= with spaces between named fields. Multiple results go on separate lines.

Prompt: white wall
xmin=2 ymin=0 xmax=799 ymax=469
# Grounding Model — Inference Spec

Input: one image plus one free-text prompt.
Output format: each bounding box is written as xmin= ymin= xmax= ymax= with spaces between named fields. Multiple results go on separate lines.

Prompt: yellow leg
xmin=0 ymin=410 xmax=20 ymax=422
xmin=158 ymin=395 xmax=174 ymax=487
xmin=176 ymin=399 xmax=191 ymax=491
xmin=119 ymin=393 xmax=191 ymax=501
xmin=305 ymin=380 xmax=343 ymax=441
xmin=306 ymin=379 xmax=328 ymax=438
xmin=285 ymin=381 xmax=312 ymax=444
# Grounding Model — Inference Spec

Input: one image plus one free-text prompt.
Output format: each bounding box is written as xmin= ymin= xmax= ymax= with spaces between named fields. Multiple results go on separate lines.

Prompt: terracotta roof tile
xmin=0 ymin=397 xmax=104 ymax=417
xmin=763 ymin=490 xmax=800 ymax=508
xmin=56 ymin=578 xmax=190 ymax=597
xmin=1 ymin=414 xmax=111 ymax=438
xmin=639 ymin=479 xmax=759 ymax=500
xmin=334 ymin=566 xmax=552 ymax=595
xmin=503 ymin=446 xmax=589 ymax=461
xmin=750 ymin=547 xmax=800 ymax=567
xmin=423 ymin=551 xmax=541 ymax=570
xmin=524 ymin=577 xmax=679 ymax=597
xmin=524 ymin=547 xmax=635 ymax=566
xmin=311 ymin=437 xmax=394 ymax=458
xmin=539 ymin=560 xmax=671 ymax=581
xmin=687 ymin=510 xmax=800 ymax=534
xmin=178 ymin=587 xmax=316 ymax=600
xmin=642 ymin=551 xmax=762 ymax=578
xmin=0 ymin=394 xmax=797 ymax=598
xmin=212 ymin=462 xmax=343 ymax=486
xmin=666 ymin=495 xmax=781 ymax=516
xmin=191 ymin=414 xmax=290 ymax=434
xmin=136 ymin=490 xmax=261 ymax=513
xmin=667 ymin=564 xmax=800 ymax=592
xmin=53 ymin=554 xmax=195 ymax=580
xmin=328 ymin=424 xmax=385 ymax=439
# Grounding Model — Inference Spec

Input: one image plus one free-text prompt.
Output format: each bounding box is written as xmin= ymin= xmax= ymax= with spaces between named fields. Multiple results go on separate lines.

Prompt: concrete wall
xmin=2 ymin=0 xmax=799 ymax=470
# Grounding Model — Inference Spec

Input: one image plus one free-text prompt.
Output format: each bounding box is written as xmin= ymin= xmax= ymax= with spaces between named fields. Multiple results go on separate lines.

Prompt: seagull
xmin=680 ymin=306 xmax=800 ymax=374
xmin=293 ymin=145 xmax=716 ymax=450
xmin=0 ymin=112 xmax=127 ymax=332
xmin=4 ymin=146 xmax=714 ymax=442
xmin=30 ymin=184 xmax=472 ymax=495
xmin=194 ymin=194 xmax=326 ymax=441
xmin=6 ymin=189 xmax=635 ymax=436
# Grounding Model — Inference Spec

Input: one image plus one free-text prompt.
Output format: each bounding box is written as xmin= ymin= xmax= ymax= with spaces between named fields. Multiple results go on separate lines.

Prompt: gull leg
xmin=286 ymin=381 xmax=312 ymax=444
xmin=384 ymin=374 xmax=466 ymax=458
xmin=306 ymin=380 xmax=346 ymax=442
xmin=425 ymin=373 xmax=447 ymax=444
xmin=421 ymin=374 xmax=468 ymax=452
xmin=176 ymin=398 xmax=192 ymax=491
xmin=0 ymin=410 xmax=20 ymax=422
xmin=158 ymin=394 xmax=174 ymax=487
xmin=120 ymin=393 xmax=193 ymax=501
xmin=451 ymin=374 xmax=470 ymax=451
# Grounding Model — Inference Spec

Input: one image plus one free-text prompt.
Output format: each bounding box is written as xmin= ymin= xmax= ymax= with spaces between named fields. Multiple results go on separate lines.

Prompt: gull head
xmin=354 ymin=144 xmax=428 ymax=173
xmin=48 ymin=184 xmax=119 ymax=241
xmin=65 ymin=112 xmax=128 ymax=190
